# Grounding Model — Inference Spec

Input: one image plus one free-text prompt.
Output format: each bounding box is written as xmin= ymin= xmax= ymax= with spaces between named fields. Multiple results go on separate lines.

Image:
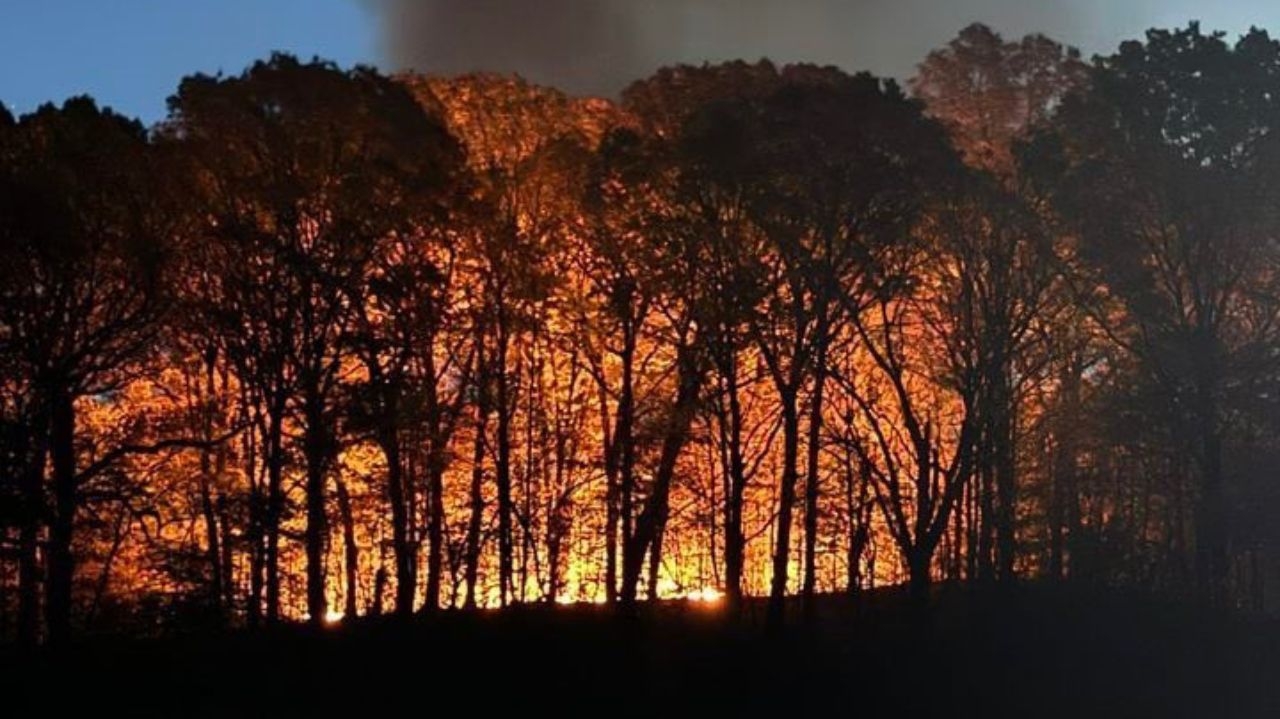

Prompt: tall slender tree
xmin=0 ymin=98 xmax=173 ymax=643
xmin=169 ymin=55 xmax=459 ymax=624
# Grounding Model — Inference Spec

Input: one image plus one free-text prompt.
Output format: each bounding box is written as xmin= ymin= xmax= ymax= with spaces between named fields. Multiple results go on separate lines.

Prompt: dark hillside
xmin=5 ymin=586 xmax=1277 ymax=718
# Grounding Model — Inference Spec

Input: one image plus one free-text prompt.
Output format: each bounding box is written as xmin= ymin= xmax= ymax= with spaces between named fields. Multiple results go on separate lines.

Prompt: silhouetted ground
xmin=3 ymin=583 xmax=1278 ymax=717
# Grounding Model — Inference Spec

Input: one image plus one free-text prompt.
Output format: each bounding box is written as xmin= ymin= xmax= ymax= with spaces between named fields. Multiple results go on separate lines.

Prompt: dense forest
xmin=3 ymin=22 xmax=1280 ymax=647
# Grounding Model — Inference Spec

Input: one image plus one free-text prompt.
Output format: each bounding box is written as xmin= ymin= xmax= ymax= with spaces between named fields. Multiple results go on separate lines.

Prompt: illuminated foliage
xmin=3 ymin=25 xmax=1280 ymax=645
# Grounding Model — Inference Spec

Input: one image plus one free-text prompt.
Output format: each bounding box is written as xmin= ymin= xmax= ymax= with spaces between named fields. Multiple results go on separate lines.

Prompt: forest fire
xmin=685 ymin=587 xmax=724 ymax=605
xmin=2 ymin=16 xmax=1280 ymax=679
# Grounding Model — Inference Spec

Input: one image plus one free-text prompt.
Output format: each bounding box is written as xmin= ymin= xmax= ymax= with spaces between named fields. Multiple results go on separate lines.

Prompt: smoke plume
xmin=363 ymin=0 xmax=1280 ymax=96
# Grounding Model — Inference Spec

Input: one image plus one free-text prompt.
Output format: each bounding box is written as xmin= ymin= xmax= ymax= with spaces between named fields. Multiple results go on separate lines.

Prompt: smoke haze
xmin=364 ymin=0 xmax=1280 ymax=96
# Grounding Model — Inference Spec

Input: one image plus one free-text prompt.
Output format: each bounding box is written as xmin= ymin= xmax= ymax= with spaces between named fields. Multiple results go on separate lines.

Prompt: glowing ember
xmin=687 ymin=587 xmax=723 ymax=605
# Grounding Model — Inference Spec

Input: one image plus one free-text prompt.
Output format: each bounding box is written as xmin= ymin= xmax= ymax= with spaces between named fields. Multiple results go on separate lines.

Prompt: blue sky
xmin=5 ymin=1 xmax=1280 ymax=125
xmin=0 ymin=0 xmax=380 ymax=123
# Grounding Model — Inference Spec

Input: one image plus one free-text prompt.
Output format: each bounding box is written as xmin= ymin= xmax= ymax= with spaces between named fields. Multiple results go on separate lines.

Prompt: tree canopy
xmin=3 ymin=24 xmax=1280 ymax=649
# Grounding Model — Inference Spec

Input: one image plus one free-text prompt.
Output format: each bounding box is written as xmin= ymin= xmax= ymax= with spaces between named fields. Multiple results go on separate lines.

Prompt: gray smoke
xmin=362 ymin=0 xmax=1280 ymax=96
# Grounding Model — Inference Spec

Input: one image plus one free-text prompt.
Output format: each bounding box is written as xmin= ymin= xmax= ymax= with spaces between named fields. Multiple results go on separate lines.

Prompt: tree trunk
xmin=336 ymin=477 xmax=358 ymax=620
xmin=621 ymin=347 xmax=701 ymax=606
xmin=602 ymin=381 xmax=619 ymax=605
xmin=1195 ymin=385 xmax=1227 ymax=607
xmin=264 ymin=403 xmax=284 ymax=624
xmin=616 ymin=324 xmax=637 ymax=605
xmin=977 ymin=460 xmax=996 ymax=582
xmin=18 ymin=500 xmax=41 ymax=647
xmin=198 ymin=474 xmax=223 ymax=619
xmin=842 ymin=450 xmax=871 ymax=599
xmin=721 ymin=363 xmax=747 ymax=611
xmin=198 ymin=352 xmax=224 ymax=621
xmin=425 ymin=445 xmax=446 ymax=613
xmin=1187 ymin=327 xmax=1227 ymax=607
xmin=45 ymin=385 xmax=76 ymax=645
xmin=372 ymin=566 xmax=387 ymax=617
xmin=965 ymin=476 xmax=979 ymax=581
xmin=381 ymin=432 xmax=414 ymax=616
xmin=495 ymin=324 xmax=514 ymax=607
xmin=546 ymin=503 xmax=563 ymax=604
xmin=601 ymin=396 xmax=616 ymax=603
xmin=802 ymin=341 xmax=828 ymax=618
xmin=464 ymin=388 xmax=489 ymax=610
xmin=646 ymin=522 xmax=663 ymax=600
xmin=908 ymin=545 xmax=932 ymax=605
xmin=218 ymin=492 xmax=235 ymax=614
xmin=423 ymin=342 xmax=446 ymax=613
xmin=245 ymin=424 xmax=264 ymax=629
xmin=1049 ymin=361 xmax=1081 ymax=581
xmin=767 ymin=389 xmax=800 ymax=628
xmin=302 ymin=398 xmax=330 ymax=627
xmin=17 ymin=410 xmax=46 ymax=647
xmin=991 ymin=373 xmax=1017 ymax=583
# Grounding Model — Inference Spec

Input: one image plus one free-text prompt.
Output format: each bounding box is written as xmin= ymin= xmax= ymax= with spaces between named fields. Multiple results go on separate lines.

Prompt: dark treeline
xmin=3 ymin=22 xmax=1280 ymax=646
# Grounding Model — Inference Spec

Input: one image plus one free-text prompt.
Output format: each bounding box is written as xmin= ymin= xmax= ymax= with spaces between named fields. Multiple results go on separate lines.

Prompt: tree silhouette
xmin=167 ymin=54 xmax=460 ymax=625
xmin=3 ymin=22 xmax=1280 ymax=653
xmin=0 ymin=98 xmax=174 ymax=643
xmin=1025 ymin=24 xmax=1280 ymax=605
xmin=912 ymin=23 xmax=1087 ymax=176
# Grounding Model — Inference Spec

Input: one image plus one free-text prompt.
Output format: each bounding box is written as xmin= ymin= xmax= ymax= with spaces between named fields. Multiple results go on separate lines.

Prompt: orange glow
xmin=687 ymin=587 xmax=723 ymax=605
xmin=54 ymin=72 xmax=975 ymax=628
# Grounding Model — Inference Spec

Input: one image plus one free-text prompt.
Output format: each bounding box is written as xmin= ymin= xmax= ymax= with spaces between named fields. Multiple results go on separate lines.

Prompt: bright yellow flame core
xmin=686 ymin=587 xmax=723 ymax=604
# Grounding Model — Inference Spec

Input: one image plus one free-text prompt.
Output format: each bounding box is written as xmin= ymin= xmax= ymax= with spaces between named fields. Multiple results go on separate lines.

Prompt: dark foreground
xmin=4 ymin=585 xmax=1278 ymax=717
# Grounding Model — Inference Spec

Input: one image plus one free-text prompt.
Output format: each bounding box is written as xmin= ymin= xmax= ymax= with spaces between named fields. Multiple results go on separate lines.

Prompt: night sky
xmin=5 ymin=1 xmax=1280 ymax=123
